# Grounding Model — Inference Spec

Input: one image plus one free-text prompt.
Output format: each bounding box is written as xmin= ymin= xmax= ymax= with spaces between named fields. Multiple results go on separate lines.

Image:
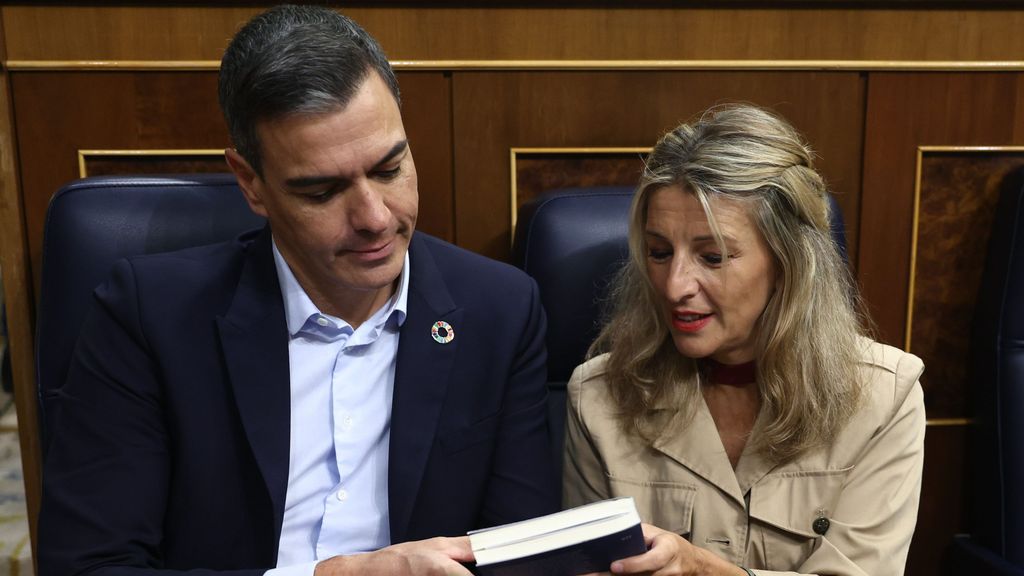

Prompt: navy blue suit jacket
xmin=38 ymin=228 xmax=558 ymax=576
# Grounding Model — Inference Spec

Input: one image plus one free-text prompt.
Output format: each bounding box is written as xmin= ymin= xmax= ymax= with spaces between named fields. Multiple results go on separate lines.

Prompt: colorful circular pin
xmin=431 ymin=321 xmax=455 ymax=344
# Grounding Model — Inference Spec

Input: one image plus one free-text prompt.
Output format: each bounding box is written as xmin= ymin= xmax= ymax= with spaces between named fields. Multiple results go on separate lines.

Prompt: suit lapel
xmin=216 ymin=228 xmax=291 ymax=545
xmin=389 ymin=233 xmax=461 ymax=543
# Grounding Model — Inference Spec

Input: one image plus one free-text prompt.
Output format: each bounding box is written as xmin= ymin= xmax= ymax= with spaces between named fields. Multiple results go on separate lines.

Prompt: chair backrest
xmin=37 ymin=174 xmax=264 ymax=448
xmin=512 ymin=186 xmax=850 ymax=478
xmin=967 ymin=167 xmax=1024 ymax=565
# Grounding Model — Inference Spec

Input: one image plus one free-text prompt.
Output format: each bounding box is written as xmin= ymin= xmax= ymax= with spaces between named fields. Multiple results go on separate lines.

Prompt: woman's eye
xmin=701 ymin=253 xmax=724 ymax=265
xmin=648 ymin=249 xmax=672 ymax=262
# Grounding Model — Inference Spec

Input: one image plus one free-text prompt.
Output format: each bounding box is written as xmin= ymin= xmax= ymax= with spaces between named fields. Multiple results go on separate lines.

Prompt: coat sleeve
xmin=476 ymin=277 xmax=561 ymax=525
xmin=37 ymin=259 xmax=268 ymax=576
xmin=562 ymin=363 xmax=613 ymax=509
xmin=755 ymin=353 xmax=927 ymax=576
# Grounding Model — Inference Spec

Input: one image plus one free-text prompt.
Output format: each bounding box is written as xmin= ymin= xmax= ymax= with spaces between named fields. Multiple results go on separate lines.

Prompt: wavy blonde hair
xmin=590 ymin=104 xmax=868 ymax=464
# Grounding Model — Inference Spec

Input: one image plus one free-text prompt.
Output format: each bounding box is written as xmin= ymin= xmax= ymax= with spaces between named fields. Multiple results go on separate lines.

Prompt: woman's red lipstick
xmin=672 ymin=311 xmax=712 ymax=333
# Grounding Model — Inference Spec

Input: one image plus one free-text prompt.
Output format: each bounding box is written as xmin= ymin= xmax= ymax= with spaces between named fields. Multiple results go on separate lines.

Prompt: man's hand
xmin=314 ymin=536 xmax=475 ymax=576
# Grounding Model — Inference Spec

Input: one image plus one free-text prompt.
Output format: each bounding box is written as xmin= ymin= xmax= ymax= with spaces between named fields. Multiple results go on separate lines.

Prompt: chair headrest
xmin=37 ymin=174 xmax=265 ymax=445
xmin=513 ymin=187 xmax=634 ymax=382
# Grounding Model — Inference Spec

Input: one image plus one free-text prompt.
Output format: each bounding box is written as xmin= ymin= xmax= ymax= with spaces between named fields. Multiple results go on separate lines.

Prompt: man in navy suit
xmin=38 ymin=6 xmax=558 ymax=576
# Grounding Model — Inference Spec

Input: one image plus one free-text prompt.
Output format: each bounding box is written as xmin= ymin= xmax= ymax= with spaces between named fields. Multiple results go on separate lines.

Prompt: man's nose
xmin=349 ymin=182 xmax=390 ymax=233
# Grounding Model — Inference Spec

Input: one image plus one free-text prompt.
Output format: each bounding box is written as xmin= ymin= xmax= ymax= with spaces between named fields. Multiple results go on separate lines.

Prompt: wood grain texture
xmin=9 ymin=70 xmax=453 ymax=297
xmin=5 ymin=5 xmax=1024 ymax=63
xmin=452 ymin=70 xmax=866 ymax=260
xmin=909 ymin=424 xmax=970 ymax=576
xmin=909 ymin=151 xmax=1024 ymax=419
xmin=11 ymin=71 xmax=229 ymax=296
xmin=859 ymin=73 xmax=1024 ymax=348
xmin=0 ymin=11 xmax=40 ymax=565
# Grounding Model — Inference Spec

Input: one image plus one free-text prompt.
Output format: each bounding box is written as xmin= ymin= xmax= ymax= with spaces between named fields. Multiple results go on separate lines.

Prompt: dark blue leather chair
xmin=512 ymin=186 xmax=850 ymax=482
xmin=952 ymin=168 xmax=1024 ymax=576
xmin=37 ymin=174 xmax=264 ymax=450
xmin=512 ymin=187 xmax=634 ymax=479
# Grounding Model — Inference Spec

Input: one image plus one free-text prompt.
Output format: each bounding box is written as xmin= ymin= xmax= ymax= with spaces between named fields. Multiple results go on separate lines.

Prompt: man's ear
xmin=225 ymin=148 xmax=268 ymax=218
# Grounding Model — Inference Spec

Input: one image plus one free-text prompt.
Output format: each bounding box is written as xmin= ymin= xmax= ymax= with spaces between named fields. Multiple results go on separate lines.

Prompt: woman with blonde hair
xmin=563 ymin=104 xmax=925 ymax=576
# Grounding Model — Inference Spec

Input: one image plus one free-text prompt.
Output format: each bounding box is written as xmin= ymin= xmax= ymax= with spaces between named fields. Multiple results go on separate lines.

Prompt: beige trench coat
xmin=563 ymin=339 xmax=925 ymax=576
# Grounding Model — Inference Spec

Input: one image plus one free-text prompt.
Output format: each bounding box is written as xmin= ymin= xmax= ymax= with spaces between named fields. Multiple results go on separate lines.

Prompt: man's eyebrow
xmin=283 ymin=139 xmax=409 ymax=189
xmin=285 ymin=174 xmax=343 ymax=189
xmin=375 ymin=139 xmax=409 ymax=168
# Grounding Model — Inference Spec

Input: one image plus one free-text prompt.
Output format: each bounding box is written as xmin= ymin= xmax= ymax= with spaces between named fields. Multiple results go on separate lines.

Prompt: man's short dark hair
xmin=219 ymin=4 xmax=401 ymax=175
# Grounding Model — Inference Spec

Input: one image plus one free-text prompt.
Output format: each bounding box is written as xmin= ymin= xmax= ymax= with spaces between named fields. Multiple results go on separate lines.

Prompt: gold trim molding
xmin=926 ymin=418 xmax=972 ymax=427
xmin=509 ymin=146 xmax=649 ymax=236
xmin=905 ymin=146 xmax=1024 ymax=352
xmin=8 ymin=59 xmax=1024 ymax=72
xmin=78 ymin=149 xmax=225 ymax=178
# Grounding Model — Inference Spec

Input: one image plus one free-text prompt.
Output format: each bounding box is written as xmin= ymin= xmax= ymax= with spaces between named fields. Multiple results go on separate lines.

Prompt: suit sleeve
xmin=562 ymin=364 xmax=612 ymax=509
xmin=755 ymin=355 xmax=927 ymax=576
xmin=477 ymin=277 xmax=561 ymax=525
xmin=37 ymin=259 xmax=266 ymax=576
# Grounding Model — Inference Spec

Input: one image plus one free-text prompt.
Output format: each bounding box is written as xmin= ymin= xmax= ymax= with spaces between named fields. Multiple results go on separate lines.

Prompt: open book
xmin=469 ymin=497 xmax=645 ymax=576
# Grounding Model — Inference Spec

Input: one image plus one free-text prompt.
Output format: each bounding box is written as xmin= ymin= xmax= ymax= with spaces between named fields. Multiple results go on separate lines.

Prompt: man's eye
xmin=306 ymin=190 xmax=335 ymax=203
xmin=377 ymin=167 xmax=401 ymax=180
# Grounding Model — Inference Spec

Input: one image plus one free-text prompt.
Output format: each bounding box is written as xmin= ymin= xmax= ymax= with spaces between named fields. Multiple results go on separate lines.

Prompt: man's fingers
xmin=437 ymin=536 xmax=475 ymax=562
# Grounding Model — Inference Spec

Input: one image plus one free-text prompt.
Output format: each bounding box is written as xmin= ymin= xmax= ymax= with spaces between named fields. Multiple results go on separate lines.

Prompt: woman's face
xmin=644 ymin=185 xmax=778 ymax=364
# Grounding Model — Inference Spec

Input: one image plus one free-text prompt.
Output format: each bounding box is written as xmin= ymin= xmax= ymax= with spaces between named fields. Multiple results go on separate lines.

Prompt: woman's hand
xmin=598 ymin=523 xmax=748 ymax=576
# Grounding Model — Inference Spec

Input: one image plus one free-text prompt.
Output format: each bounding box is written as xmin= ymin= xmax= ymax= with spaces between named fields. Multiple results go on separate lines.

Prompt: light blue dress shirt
xmin=267 ymin=241 xmax=409 ymax=575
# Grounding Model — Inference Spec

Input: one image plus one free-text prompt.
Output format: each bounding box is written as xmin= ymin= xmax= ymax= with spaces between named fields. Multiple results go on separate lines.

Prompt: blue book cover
xmin=470 ymin=497 xmax=645 ymax=576
xmin=474 ymin=522 xmax=644 ymax=576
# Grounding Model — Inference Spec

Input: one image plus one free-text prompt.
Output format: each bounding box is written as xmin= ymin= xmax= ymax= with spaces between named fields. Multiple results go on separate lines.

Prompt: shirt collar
xmin=271 ymin=238 xmax=409 ymax=338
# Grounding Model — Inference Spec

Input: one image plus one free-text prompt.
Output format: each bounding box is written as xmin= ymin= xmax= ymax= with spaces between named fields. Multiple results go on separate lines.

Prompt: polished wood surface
xmin=911 ymin=424 xmax=970 ymax=576
xmin=909 ymin=150 xmax=1024 ymax=420
xmin=452 ymin=70 xmax=865 ymax=260
xmin=859 ymin=73 xmax=1024 ymax=347
xmin=5 ymin=5 xmax=1024 ymax=63
xmin=0 ymin=11 xmax=40 ymax=565
xmin=11 ymin=71 xmax=228 ymax=293
xmin=10 ymin=70 xmax=453 ymax=294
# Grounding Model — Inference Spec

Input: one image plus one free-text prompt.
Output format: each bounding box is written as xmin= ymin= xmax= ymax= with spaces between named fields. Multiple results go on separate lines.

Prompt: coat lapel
xmin=651 ymin=398 xmax=747 ymax=506
xmin=216 ymin=228 xmax=291 ymax=545
xmin=388 ymin=233 xmax=461 ymax=543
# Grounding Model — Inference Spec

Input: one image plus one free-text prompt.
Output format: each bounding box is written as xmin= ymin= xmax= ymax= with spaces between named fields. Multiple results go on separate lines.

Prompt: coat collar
xmin=651 ymin=395 xmax=777 ymax=506
xmin=388 ymin=232 xmax=462 ymax=543
xmin=214 ymin=229 xmax=463 ymax=546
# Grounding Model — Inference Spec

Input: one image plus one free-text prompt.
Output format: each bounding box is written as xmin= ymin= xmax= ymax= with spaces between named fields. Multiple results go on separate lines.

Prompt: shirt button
xmin=337 ymin=489 xmax=348 ymax=502
xmin=343 ymin=416 xmax=354 ymax=430
xmin=316 ymin=317 xmax=330 ymax=327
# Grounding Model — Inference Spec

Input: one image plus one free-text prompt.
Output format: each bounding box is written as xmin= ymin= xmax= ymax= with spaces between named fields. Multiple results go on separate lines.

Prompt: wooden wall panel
xmin=859 ymin=72 xmax=1024 ymax=576
xmin=6 ymin=5 xmax=1024 ymax=63
xmin=10 ymin=70 xmax=453 ymax=296
xmin=911 ymin=424 xmax=970 ymax=576
xmin=859 ymin=73 xmax=1024 ymax=347
xmin=11 ymin=71 xmax=228 ymax=294
xmin=451 ymin=70 xmax=866 ymax=260
xmin=908 ymin=150 xmax=1024 ymax=420
xmin=0 ymin=9 xmax=39 ymax=563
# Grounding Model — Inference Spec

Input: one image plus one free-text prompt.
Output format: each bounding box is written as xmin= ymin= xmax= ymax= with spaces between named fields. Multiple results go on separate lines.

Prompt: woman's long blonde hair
xmin=590 ymin=104 xmax=868 ymax=464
